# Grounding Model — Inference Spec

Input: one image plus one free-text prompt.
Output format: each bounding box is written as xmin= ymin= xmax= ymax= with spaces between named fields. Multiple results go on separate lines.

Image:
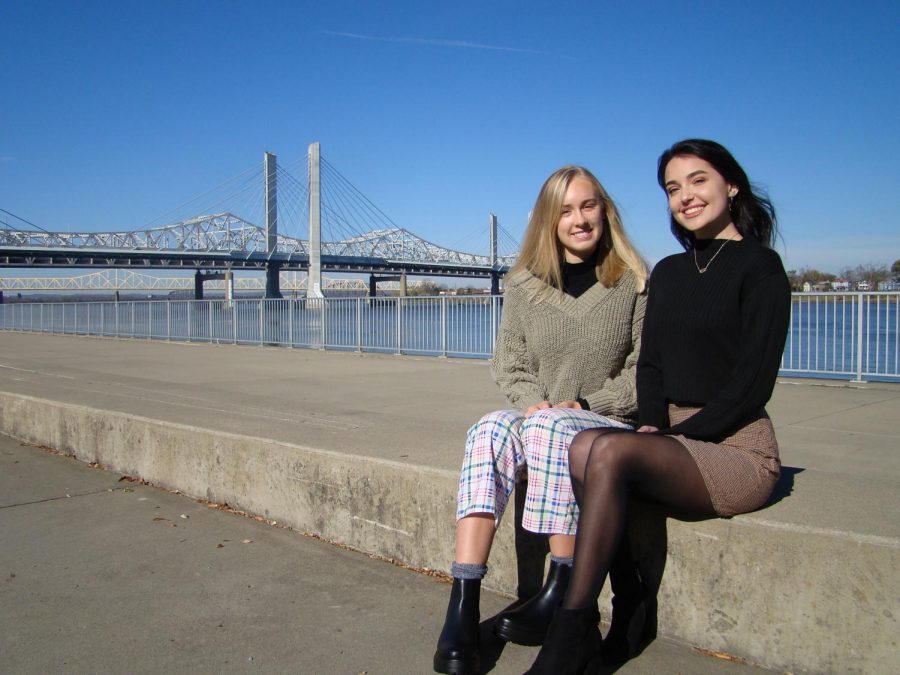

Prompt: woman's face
xmin=663 ymin=155 xmax=738 ymax=239
xmin=556 ymin=176 xmax=603 ymax=263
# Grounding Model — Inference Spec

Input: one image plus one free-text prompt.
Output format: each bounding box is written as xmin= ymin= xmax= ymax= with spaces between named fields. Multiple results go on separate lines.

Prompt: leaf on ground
xmin=152 ymin=517 xmax=168 ymax=522
xmin=241 ymin=539 xmax=252 ymax=544
xmin=180 ymin=514 xmax=189 ymax=519
xmin=694 ymin=648 xmax=748 ymax=663
xmin=216 ymin=543 xmax=225 ymax=548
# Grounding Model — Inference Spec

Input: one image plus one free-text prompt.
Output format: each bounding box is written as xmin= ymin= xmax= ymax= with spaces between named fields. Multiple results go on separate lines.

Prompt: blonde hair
xmin=511 ymin=166 xmax=648 ymax=293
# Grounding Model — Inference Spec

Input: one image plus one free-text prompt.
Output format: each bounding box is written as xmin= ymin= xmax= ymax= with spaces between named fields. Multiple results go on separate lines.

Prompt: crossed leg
xmin=563 ymin=428 xmax=715 ymax=609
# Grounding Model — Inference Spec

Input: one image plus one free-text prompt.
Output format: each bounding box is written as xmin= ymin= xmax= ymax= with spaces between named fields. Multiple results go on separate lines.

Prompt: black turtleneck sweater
xmin=561 ymin=256 xmax=598 ymax=299
xmin=636 ymin=237 xmax=790 ymax=441
xmin=561 ymin=256 xmax=599 ymax=410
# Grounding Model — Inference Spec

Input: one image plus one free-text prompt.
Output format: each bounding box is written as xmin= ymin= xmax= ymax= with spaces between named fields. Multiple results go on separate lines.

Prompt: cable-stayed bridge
xmin=0 ymin=143 xmax=521 ymax=298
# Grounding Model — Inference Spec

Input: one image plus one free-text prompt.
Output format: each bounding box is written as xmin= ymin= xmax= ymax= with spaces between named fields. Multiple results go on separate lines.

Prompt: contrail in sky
xmin=323 ymin=30 xmax=555 ymax=56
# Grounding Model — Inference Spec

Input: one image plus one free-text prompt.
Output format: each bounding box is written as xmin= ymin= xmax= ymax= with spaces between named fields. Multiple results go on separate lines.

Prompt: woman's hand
xmin=554 ymin=400 xmax=583 ymax=410
xmin=636 ymin=425 xmax=659 ymax=433
xmin=525 ymin=401 xmax=552 ymax=417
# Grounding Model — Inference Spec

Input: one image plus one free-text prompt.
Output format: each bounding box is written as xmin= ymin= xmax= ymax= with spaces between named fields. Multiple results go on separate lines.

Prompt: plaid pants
xmin=456 ymin=408 xmax=631 ymax=535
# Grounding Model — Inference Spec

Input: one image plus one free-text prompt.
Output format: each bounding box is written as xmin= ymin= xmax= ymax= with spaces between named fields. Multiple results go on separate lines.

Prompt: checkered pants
xmin=456 ymin=408 xmax=631 ymax=535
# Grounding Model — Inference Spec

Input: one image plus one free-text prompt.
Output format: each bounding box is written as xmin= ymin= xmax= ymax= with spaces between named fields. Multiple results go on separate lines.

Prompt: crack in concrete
xmin=0 ymin=487 xmax=127 ymax=510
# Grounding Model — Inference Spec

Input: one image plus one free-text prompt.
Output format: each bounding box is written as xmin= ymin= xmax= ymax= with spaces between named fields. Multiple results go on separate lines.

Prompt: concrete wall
xmin=1 ymin=391 xmax=896 ymax=673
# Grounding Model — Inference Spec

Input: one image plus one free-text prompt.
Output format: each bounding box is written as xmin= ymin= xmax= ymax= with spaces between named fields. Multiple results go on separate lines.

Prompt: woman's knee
xmin=581 ymin=431 xmax=637 ymax=481
xmin=467 ymin=409 xmax=522 ymax=442
xmin=521 ymin=408 xmax=575 ymax=456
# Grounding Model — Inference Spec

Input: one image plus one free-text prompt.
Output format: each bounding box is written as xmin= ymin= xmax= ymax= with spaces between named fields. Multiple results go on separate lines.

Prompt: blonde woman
xmin=434 ymin=166 xmax=648 ymax=675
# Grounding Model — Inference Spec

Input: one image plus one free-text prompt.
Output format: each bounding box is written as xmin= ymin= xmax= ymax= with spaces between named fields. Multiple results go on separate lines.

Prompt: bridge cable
xmin=0 ymin=208 xmax=55 ymax=235
xmin=135 ymin=162 xmax=263 ymax=230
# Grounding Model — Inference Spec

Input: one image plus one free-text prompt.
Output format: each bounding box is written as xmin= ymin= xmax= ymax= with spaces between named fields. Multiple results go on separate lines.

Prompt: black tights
xmin=564 ymin=429 xmax=715 ymax=610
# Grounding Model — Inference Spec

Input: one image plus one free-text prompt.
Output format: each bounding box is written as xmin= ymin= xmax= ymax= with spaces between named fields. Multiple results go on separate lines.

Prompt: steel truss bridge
xmin=0 ymin=211 xmax=515 ymax=275
xmin=0 ymin=143 xmax=519 ymax=297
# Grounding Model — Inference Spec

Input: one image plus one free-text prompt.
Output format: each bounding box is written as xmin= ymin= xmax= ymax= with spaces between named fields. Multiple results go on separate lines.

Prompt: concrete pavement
xmin=0 ymin=332 xmax=897 ymax=673
xmin=1 ymin=434 xmax=769 ymax=674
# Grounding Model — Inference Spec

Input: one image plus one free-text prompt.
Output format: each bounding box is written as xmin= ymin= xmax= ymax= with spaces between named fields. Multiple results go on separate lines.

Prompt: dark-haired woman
xmin=526 ymin=139 xmax=791 ymax=673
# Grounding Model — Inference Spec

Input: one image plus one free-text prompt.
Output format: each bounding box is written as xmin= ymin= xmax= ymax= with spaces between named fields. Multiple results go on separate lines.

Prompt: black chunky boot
xmin=524 ymin=605 xmax=602 ymax=674
xmin=433 ymin=578 xmax=481 ymax=674
xmin=601 ymin=542 xmax=656 ymax=663
xmin=601 ymin=590 xmax=657 ymax=663
xmin=493 ymin=560 xmax=570 ymax=645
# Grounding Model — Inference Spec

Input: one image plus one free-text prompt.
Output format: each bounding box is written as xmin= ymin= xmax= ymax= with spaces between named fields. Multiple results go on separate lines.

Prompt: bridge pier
xmin=265 ymin=262 xmax=282 ymax=299
xmin=307 ymin=142 xmax=324 ymax=299
xmin=489 ymin=212 xmax=500 ymax=296
xmin=369 ymin=273 xmax=407 ymax=297
xmin=194 ymin=270 xmax=235 ymax=300
xmin=224 ymin=270 xmax=234 ymax=304
xmin=194 ymin=271 xmax=204 ymax=300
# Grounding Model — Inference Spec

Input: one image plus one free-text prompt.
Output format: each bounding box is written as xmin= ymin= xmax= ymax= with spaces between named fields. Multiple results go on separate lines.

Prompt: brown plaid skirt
xmin=668 ymin=404 xmax=780 ymax=517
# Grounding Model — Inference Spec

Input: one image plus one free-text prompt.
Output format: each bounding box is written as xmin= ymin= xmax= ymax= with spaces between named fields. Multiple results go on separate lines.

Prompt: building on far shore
xmin=831 ymin=278 xmax=852 ymax=292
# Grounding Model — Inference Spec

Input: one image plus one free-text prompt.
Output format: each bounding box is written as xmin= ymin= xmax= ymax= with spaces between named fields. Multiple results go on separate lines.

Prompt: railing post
xmin=853 ymin=292 xmax=865 ymax=382
xmin=259 ymin=299 xmax=264 ymax=346
xmin=396 ymin=296 xmax=402 ymax=354
xmin=289 ymin=298 xmax=294 ymax=348
xmin=320 ymin=298 xmax=326 ymax=350
xmin=167 ymin=301 xmax=171 ymax=340
xmin=356 ymin=297 xmax=362 ymax=352
xmin=233 ymin=300 xmax=238 ymax=344
xmin=491 ymin=294 xmax=500 ymax=354
xmin=441 ymin=297 xmax=448 ymax=357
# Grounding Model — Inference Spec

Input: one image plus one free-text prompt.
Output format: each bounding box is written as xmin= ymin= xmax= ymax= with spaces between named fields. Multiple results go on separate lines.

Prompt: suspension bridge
xmin=0 ymin=143 xmax=521 ymax=299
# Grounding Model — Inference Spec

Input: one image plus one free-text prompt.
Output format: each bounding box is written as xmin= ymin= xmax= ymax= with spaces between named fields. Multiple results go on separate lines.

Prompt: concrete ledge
xmin=1 ymin=390 xmax=897 ymax=673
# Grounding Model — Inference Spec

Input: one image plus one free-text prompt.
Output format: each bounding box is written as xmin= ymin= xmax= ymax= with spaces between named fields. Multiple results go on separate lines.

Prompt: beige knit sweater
xmin=490 ymin=269 xmax=645 ymax=425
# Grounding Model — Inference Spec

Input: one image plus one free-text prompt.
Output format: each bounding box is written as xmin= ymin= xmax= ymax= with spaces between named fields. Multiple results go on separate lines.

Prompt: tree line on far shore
xmin=787 ymin=260 xmax=900 ymax=291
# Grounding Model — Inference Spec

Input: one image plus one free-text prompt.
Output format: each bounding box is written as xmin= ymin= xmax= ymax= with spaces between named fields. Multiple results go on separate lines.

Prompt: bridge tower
xmin=489 ymin=213 xmax=500 ymax=295
xmin=307 ymin=142 xmax=324 ymax=299
xmin=264 ymin=151 xmax=282 ymax=298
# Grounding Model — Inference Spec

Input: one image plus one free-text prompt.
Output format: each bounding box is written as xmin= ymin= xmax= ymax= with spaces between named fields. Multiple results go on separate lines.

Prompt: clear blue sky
xmin=2 ymin=0 xmax=898 ymax=273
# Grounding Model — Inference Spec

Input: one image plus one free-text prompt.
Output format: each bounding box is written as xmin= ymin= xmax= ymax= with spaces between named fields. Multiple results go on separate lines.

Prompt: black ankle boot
xmin=433 ymin=578 xmax=481 ymax=674
xmin=493 ymin=560 xmax=570 ymax=645
xmin=601 ymin=591 xmax=657 ymax=664
xmin=525 ymin=605 xmax=602 ymax=674
xmin=600 ymin=543 xmax=656 ymax=664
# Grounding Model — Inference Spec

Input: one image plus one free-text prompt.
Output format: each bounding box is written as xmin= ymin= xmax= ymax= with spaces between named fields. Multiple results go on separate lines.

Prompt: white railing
xmin=781 ymin=293 xmax=899 ymax=381
xmin=0 ymin=296 xmax=501 ymax=360
xmin=1 ymin=293 xmax=898 ymax=380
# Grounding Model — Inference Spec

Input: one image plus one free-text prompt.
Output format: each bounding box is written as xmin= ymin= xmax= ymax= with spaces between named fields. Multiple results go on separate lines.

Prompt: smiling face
xmin=663 ymin=155 xmax=740 ymax=239
xmin=556 ymin=176 xmax=603 ymax=263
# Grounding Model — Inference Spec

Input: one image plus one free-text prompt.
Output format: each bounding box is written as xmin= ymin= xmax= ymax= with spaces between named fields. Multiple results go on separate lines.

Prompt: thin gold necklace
xmin=694 ymin=234 xmax=736 ymax=274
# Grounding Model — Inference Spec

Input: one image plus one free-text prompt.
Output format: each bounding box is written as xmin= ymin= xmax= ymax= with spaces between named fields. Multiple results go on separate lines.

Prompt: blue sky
xmin=2 ymin=0 xmax=898 ymax=274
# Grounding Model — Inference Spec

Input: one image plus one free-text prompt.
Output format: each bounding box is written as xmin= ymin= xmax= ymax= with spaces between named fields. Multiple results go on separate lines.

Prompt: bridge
xmin=0 ymin=143 xmax=520 ymax=298
xmin=0 ymin=269 xmax=432 ymax=294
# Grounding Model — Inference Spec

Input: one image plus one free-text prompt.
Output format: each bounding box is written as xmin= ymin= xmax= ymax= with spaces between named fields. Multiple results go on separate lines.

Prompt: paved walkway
xmin=1 ymin=434 xmax=768 ymax=674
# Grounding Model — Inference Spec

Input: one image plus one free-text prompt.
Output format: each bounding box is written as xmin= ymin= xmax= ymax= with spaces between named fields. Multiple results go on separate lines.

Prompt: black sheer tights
xmin=564 ymin=429 xmax=715 ymax=610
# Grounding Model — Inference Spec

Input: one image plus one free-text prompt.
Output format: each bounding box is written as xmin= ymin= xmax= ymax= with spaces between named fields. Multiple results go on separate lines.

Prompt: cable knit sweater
xmin=490 ymin=268 xmax=645 ymax=425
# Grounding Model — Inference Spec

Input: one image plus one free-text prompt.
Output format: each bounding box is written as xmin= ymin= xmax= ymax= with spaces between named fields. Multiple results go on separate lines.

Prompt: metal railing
xmin=0 ymin=296 xmax=502 ymax=360
xmin=1 ymin=293 xmax=898 ymax=380
xmin=780 ymin=292 xmax=899 ymax=381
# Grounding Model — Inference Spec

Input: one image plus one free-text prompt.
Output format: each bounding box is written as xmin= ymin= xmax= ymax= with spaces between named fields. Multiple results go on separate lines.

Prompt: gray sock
xmin=550 ymin=554 xmax=574 ymax=567
xmin=452 ymin=562 xmax=487 ymax=580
